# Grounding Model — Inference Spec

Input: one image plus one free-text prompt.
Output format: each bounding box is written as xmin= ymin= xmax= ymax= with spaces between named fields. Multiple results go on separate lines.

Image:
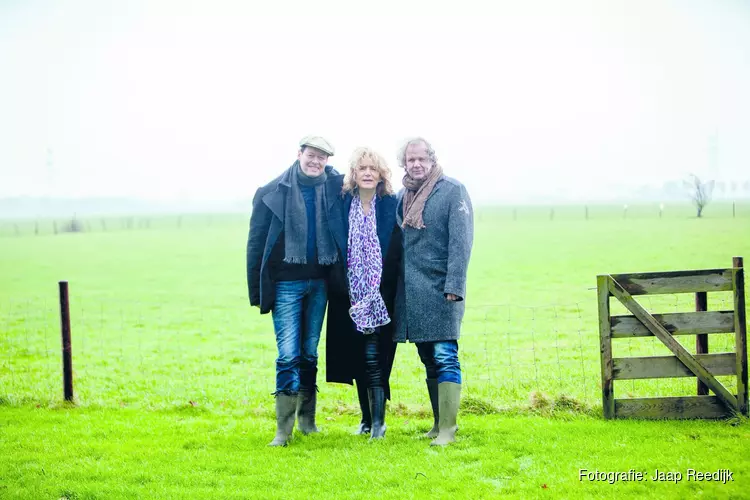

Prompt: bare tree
xmin=683 ymin=174 xmax=715 ymax=218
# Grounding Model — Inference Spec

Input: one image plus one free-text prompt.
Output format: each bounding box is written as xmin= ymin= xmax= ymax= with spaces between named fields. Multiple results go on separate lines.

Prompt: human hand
xmin=446 ymin=293 xmax=459 ymax=301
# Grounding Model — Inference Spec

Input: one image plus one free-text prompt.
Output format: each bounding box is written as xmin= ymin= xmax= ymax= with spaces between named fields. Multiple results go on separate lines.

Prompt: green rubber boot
xmin=425 ymin=378 xmax=439 ymax=438
xmin=430 ymin=382 xmax=461 ymax=446
xmin=269 ymin=394 xmax=297 ymax=447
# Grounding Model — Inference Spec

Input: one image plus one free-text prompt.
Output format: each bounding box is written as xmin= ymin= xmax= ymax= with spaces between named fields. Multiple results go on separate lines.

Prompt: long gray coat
xmin=393 ymin=175 xmax=474 ymax=343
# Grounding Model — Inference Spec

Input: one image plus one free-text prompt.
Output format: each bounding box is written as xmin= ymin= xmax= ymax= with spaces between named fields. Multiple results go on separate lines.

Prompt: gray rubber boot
xmin=425 ymin=378 xmax=439 ymax=438
xmin=269 ymin=393 xmax=297 ymax=447
xmin=296 ymin=389 xmax=319 ymax=435
xmin=368 ymin=387 xmax=386 ymax=440
xmin=430 ymin=382 xmax=461 ymax=446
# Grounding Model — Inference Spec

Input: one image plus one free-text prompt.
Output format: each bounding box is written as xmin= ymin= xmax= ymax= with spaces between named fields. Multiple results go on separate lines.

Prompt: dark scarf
xmin=283 ymin=161 xmax=339 ymax=265
xmin=402 ymin=164 xmax=444 ymax=229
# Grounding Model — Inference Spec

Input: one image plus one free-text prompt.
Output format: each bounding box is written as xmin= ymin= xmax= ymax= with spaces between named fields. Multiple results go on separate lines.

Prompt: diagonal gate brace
xmin=608 ymin=276 xmax=738 ymax=412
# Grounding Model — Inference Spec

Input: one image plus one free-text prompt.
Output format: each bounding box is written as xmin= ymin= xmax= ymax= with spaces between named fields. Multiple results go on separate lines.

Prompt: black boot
xmin=368 ymin=387 xmax=386 ymax=440
xmin=354 ymin=380 xmax=372 ymax=435
xmin=425 ymin=378 xmax=439 ymax=438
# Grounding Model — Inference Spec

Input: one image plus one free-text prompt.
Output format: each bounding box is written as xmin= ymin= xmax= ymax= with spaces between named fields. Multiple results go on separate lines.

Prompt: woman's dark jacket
xmin=325 ymin=191 xmax=402 ymax=399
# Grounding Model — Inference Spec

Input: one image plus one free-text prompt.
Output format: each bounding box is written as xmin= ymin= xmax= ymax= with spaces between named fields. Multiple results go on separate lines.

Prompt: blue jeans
xmin=416 ymin=341 xmax=462 ymax=384
xmin=272 ymin=279 xmax=328 ymax=395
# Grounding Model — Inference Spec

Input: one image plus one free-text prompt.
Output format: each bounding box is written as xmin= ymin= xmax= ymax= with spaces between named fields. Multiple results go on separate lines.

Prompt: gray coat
xmin=393 ymin=175 xmax=474 ymax=343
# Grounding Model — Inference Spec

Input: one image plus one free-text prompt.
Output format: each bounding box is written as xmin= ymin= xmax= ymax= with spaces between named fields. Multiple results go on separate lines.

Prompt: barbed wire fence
xmin=1 ymin=202 xmax=750 ymax=238
xmin=0 ymin=290 xmax=740 ymax=414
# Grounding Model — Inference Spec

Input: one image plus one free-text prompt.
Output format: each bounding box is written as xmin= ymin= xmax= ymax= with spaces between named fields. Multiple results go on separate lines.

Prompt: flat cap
xmin=299 ymin=135 xmax=335 ymax=156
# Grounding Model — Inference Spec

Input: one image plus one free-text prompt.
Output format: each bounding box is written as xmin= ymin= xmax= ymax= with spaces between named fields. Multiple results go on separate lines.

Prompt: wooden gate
xmin=597 ymin=257 xmax=747 ymax=419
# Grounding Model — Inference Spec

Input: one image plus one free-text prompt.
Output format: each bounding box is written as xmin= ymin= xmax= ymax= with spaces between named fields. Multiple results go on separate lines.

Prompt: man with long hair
xmin=394 ymin=137 xmax=474 ymax=446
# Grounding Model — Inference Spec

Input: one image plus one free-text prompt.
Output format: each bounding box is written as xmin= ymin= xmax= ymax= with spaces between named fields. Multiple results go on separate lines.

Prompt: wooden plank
xmin=598 ymin=275 xmax=614 ymax=419
xmin=610 ymin=269 xmax=733 ymax=295
xmin=614 ymin=396 xmax=735 ymax=419
xmin=610 ymin=311 xmax=734 ymax=338
xmin=613 ymin=353 xmax=736 ymax=380
xmin=733 ymin=260 xmax=748 ymax=416
xmin=696 ymin=291 xmax=709 ymax=395
xmin=608 ymin=278 xmax=739 ymax=411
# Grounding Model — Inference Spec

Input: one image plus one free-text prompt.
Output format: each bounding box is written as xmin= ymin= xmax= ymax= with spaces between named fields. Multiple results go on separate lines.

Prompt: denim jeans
xmin=271 ymin=279 xmax=328 ymax=394
xmin=416 ymin=340 xmax=462 ymax=384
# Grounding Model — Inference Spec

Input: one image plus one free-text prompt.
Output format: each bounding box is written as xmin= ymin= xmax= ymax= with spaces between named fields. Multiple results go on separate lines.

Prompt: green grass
xmin=1 ymin=407 xmax=748 ymax=499
xmin=1 ymin=203 xmax=749 ymax=498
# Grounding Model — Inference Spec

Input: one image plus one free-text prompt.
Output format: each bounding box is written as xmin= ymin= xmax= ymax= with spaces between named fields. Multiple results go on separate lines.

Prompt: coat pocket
xmin=422 ymin=258 xmax=448 ymax=291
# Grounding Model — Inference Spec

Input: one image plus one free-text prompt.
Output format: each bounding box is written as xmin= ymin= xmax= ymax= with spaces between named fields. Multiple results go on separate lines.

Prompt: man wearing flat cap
xmin=247 ymin=135 xmax=343 ymax=446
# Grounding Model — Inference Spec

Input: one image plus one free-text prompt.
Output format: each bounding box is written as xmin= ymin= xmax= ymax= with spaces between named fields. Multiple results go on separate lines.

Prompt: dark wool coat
xmin=246 ymin=165 xmax=341 ymax=314
xmin=393 ymin=176 xmax=474 ymax=343
xmin=325 ymin=191 xmax=401 ymax=399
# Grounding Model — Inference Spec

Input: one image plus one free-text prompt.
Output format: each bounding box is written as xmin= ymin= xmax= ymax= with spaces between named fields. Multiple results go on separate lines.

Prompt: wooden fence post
xmin=59 ymin=281 xmax=74 ymax=402
xmin=598 ymin=275 xmax=614 ymax=418
xmin=733 ymin=256 xmax=747 ymax=415
xmin=696 ymin=291 xmax=708 ymax=395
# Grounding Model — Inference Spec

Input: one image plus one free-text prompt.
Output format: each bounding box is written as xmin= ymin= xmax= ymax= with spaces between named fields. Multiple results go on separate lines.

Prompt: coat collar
xmin=396 ymin=175 xmax=445 ymax=223
xmin=376 ymin=194 xmax=396 ymax=250
xmin=325 ymin=172 xmax=344 ymax=212
xmin=425 ymin=174 xmax=446 ymax=202
xmin=332 ymin=192 xmax=396 ymax=259
xmin=330 ymin=193 xmax=352 ymax=258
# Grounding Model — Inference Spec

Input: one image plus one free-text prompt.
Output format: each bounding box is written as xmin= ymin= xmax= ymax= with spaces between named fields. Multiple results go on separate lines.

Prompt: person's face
xmin=298 ymin=147 xmax=329 ymax=177
xmin=404 ymin=142 xmax=433 ymax=180
xmin=354 ymin=158 xmax=381 ymax=191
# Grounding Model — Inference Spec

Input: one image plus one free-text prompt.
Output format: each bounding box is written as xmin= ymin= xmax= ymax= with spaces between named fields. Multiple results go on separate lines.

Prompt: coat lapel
xmin=395 ymin=189 xmax=405 ymax=227
xmin=261 ymin=168 xmax=293 ymax=221
xmin=425 ymin=175 xmax=446 ymax=203
xmin=329 ymin=191 xmax=350 ymax=258
xmin=396 ymin=175 xmax=444 ymax=222
xmin=326 ymin=173 xmax=343 ymax=212
xmin=376 ymin=195 xmax=395 ymax=257
xmin=262 ymin=187 xmax=285 ymax=221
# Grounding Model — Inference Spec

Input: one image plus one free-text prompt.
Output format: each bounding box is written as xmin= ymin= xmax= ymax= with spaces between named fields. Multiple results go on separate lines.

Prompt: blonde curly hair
xmin=342 ymin=147 xmax=394 ymax=197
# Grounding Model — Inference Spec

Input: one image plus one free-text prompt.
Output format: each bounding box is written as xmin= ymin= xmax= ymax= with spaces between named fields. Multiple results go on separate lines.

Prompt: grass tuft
xmin=528 ymin=391 xmax=593 ymax=417
xmin=461 ymin=396 xmax=499 ymax=415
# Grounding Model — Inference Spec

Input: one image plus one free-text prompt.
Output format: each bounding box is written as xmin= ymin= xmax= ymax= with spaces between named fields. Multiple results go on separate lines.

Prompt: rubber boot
xmin=430 ymin=382 xmax=461 ymax=446
xmin=425 ymin=378 xmax=439 ymax=438
xmin=354 ymin=380 xmax=372 ymax=435
xmin=368 ymin=387 xmax=386 ymax=440
xmin=296 ymin=389 xmax=319 ymax=435
xmin=269 ymin=393 xmax=297 ymax=447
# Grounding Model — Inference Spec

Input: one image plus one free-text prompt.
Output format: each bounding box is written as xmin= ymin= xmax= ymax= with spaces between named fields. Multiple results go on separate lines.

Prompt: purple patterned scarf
xmin=347 ymin=194 xmax=391 ymax=334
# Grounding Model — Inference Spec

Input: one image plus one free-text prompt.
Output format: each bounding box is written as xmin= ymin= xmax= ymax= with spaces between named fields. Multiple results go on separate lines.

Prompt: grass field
xmin=1 ymin=203 xmax=749 ymax=498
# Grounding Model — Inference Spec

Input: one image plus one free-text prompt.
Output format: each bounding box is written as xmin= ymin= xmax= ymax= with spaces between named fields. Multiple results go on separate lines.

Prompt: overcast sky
xmin=1 ymin=0 xmax=749 ymax=203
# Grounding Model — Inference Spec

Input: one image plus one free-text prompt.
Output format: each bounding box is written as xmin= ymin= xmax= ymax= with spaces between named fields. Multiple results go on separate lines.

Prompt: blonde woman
xmin=326 ymin=147 xmax=401 ymax=439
